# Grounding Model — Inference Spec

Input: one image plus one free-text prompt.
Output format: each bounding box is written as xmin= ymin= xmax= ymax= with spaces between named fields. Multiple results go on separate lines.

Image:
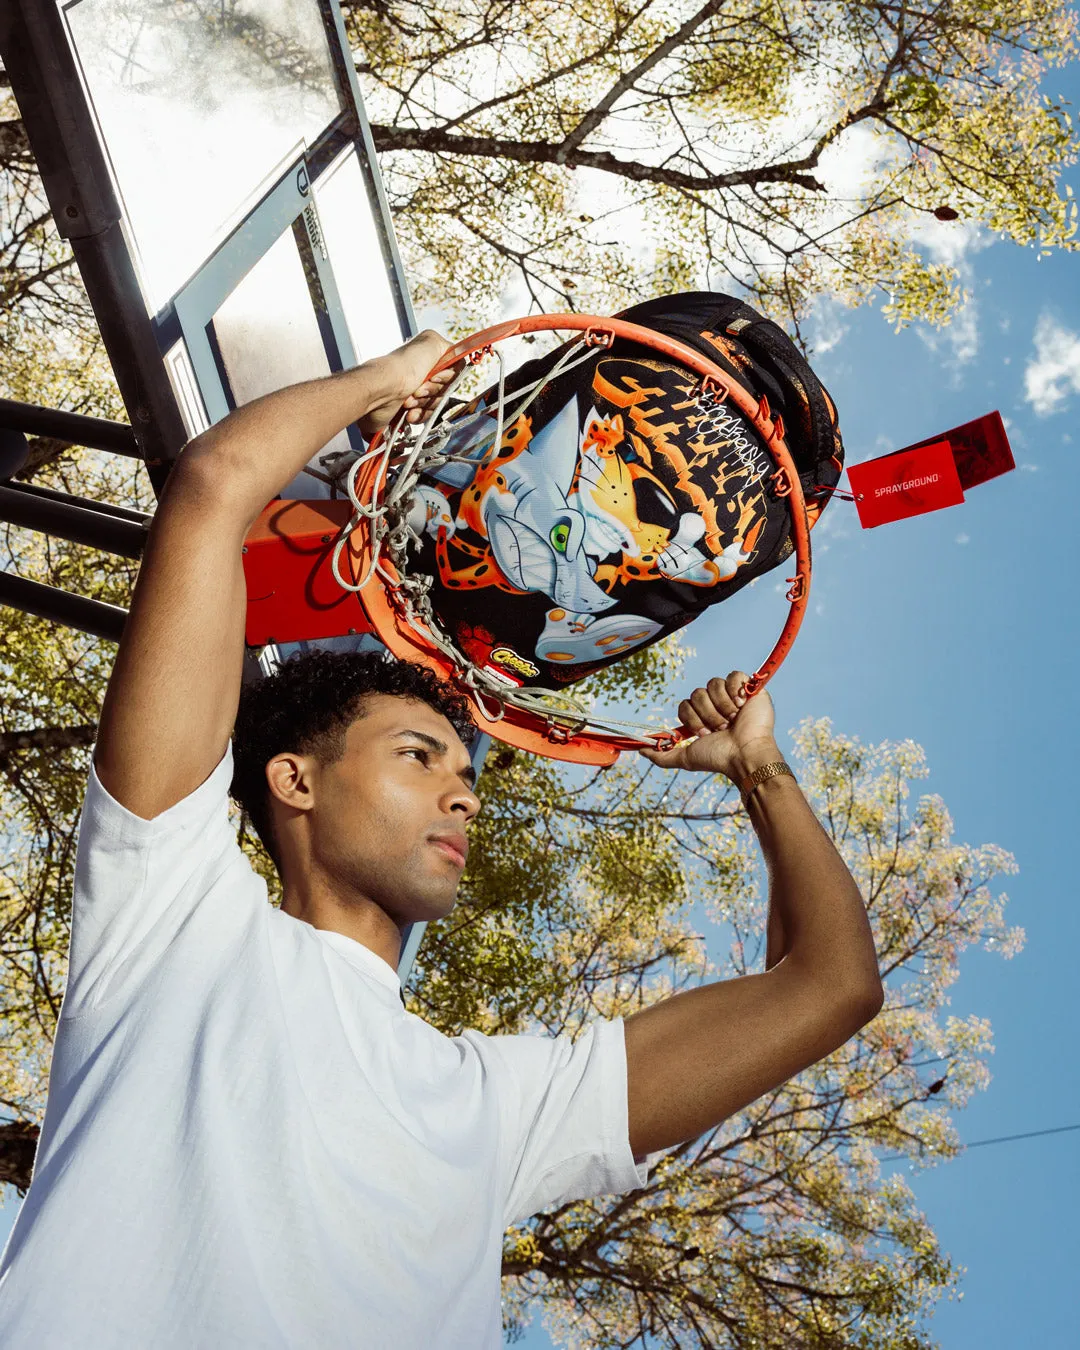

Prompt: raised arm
xmin=623 ymin=674 xmax=883 ymax=1159
xmin=94 ymin=331 xmax=453 ymax=821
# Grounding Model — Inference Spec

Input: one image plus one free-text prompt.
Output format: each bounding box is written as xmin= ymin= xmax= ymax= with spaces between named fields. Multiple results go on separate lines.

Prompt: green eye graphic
xmin=549 ymin=521 xmax=571 ymax=554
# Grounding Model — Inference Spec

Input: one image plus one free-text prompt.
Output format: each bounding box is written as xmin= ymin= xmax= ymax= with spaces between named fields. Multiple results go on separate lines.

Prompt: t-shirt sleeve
xmin=64 ymin=744 xmax=247 ymax=1015
xmin=469 ymin=1017 xmax=650 ymax=1228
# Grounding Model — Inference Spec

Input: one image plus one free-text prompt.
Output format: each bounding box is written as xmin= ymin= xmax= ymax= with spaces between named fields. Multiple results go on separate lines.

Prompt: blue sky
xmin=509 ymin=123 xmax=1080 ymax=1350
xmin=4 ymin=80 xmax=1079 ymax=1350
xmin=793 ymin=241 xmax=1080 ymax=1349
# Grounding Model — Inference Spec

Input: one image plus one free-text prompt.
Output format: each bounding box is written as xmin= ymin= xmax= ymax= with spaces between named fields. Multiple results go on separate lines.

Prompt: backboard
xmin=0 ymin=0 xmax=468 ymax=985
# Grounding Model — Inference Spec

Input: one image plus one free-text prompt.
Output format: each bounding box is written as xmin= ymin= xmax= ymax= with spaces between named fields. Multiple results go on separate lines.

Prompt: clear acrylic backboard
xmin=51 ymin=0 xmax=412 ymax=445
xmin=64 ymin=0 xmax=346 ymax=314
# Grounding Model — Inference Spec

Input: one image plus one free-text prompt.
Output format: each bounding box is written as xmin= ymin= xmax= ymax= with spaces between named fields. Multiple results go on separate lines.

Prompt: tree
xmin=345 ymin=0 xmax=1079 ymax=330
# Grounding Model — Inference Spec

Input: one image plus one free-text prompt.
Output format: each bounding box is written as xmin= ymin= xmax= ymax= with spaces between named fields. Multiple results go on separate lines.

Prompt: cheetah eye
xmin=549 ymin=521 xmax=571 ymax=554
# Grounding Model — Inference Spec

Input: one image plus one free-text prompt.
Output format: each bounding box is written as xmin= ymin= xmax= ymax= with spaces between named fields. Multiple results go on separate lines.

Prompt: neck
xmin=280 ymin=872 xmax=403 ymax=975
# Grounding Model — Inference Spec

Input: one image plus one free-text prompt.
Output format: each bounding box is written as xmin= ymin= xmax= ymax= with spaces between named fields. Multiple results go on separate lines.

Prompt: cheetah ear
xmin=580 ymin=407 xmax=609 ymax=451
xmin=526 ymin=395 xmax=581 ymax=480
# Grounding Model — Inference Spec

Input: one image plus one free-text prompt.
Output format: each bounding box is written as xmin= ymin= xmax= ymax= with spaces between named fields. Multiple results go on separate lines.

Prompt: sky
xmin=3 ymin=52 xmax=1079 ymax=1350
xmin=507 ymin=134 xmax=1080 ymax=1350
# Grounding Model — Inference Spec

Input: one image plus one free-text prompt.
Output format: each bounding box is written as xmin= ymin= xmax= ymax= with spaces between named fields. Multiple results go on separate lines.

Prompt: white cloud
xmin=947 ymin=297 xmax=980 ymax=366
xmin=1024 ymin=314 xmax=1080 ymax=416
xmin=916 ymin=294 xmax=980 ymax=371
xmin=910 ymin=220 xmax=991 ymax=371
xmin=955 ymin=533 xmax=970 ymax=545
xmin=807 ymin=295 xmax=851 ymax=354
xmin=916 ymin=217 xmax=986 ymax=272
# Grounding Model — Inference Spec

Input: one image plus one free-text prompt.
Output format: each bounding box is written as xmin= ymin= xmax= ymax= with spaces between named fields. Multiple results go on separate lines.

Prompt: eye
xmin=402 ymin=747 xmax=429 ymax=764
xmin=549 ymin=520 xmax=571 ymax=554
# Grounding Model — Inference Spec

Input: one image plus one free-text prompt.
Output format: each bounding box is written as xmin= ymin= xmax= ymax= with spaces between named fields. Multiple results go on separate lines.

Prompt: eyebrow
xmin=391 ymin=729 xmax=477 ymax=788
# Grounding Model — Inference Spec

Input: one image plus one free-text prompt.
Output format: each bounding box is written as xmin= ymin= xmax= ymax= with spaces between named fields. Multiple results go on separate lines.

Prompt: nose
xmin=443 ymin=777 xmax=481 ymax=823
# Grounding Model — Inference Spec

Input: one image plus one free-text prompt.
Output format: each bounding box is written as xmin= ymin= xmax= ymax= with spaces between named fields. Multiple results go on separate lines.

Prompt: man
xmin=0 ymin=331 xmax=883 ymax=1347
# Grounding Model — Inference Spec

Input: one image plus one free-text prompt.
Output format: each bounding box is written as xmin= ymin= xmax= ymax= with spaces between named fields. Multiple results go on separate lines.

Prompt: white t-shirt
xmin=0 ymin=747 xmax=648 ymax=1348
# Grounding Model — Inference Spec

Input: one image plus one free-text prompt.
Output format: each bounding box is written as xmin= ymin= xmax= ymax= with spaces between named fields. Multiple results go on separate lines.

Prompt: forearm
xmin=179 ymin=358 xmax=404 ymax=524
xmin=734 ymin=740 xmax=881 ymax=1001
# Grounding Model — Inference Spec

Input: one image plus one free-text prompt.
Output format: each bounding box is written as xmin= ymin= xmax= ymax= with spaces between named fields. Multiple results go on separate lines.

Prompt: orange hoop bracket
xmin=353 ymin=313 xmax=812 ymax=760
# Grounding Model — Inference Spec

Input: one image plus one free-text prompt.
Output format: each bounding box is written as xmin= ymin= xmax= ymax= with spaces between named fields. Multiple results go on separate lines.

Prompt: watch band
xmin=739 ymin=760 xmax=795 ymax=807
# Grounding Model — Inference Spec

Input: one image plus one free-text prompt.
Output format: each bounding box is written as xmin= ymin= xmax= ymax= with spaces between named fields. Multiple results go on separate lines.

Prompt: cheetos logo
xmin=490 ymin=647 xmax=540 ymax=679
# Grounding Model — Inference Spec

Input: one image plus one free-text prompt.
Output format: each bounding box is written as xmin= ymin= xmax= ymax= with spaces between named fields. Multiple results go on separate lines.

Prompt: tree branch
xmin=557 ymin=0 xmax=726 ymax=161
xmin=369 ymin=122 xmax=828 ymax=192
xmin=0 ymin=724 xmax=97 ymax=761
xmin=0 ymin=119 xmax=32 ymax=163
xmin=0 ymin=1119 xmax=38 ymax=1195
xmin=12 ymin=436 xmax=78 ymax=482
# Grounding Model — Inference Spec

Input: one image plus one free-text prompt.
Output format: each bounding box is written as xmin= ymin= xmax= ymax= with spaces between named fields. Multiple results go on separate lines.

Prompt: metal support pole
xmin=0 ymin=484 xmax=147 ymax=559
xmin=0 ymin=572 xmax=127 ymax=643
xmin=2 ymin=479 xmax=151 ymax=525
xmin=0 ymin=2 xmax=189 ymax=493
xmin=0 ymin=398 xmax=140 ymax=459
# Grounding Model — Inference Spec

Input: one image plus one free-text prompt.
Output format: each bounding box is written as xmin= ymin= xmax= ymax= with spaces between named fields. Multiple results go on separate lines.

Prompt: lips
xmin=430 ymin=834 xmax=469 ymax=868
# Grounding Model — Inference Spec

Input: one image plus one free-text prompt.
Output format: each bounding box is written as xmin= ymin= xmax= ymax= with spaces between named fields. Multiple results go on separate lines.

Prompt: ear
xmin=264 ymin=752 xmax=317 ymax=813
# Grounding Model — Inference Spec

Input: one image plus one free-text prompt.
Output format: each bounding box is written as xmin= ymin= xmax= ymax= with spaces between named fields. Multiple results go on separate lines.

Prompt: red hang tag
xmin=847 ymin=440 xmax=965 ymax=529
xmin=907 ymin=411 xmax=1014 ymax=491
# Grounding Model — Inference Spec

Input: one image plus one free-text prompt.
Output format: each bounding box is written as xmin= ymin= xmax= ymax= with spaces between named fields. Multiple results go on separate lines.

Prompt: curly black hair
xmin=230 ymin=649 xmax=476 ymax=869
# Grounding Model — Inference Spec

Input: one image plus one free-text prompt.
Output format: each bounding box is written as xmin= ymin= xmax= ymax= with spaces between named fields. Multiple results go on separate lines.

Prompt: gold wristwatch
xmin=739 ymin=760 xmax=796 ymax=808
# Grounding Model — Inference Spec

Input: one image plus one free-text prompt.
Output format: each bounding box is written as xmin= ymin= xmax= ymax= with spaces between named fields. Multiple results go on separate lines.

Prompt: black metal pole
xmin=2 ymin=479 xmax=151 ymax=525
xmin=0 ymin=485 xmax=147 ymax=559
xmin=0 ymin=1 xmax=189 ymax=495
xmin=0 ymin=572 xmax=126 ymax=644
xmin=0 ymin=398 xmax=140 ymax=458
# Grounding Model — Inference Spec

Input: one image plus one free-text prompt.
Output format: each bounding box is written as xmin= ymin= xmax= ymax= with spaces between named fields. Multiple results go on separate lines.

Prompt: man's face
xmin=304 ymin=695 xmax=481 ymax=926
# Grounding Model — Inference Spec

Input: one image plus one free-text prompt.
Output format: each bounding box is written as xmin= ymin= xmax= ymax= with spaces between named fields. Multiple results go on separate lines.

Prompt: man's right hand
xmin=357 ymin=330 xmax=458 ymax=439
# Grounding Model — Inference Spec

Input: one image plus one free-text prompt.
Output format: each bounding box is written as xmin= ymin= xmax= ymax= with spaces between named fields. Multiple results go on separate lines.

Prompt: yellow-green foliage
xmin=345 ymin=0 xmax=1078 ymax=334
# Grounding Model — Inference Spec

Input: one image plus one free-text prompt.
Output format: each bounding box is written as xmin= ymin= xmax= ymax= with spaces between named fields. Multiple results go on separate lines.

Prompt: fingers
xmin=639 ymin=744 xmax=685 ymax=769
xmin=682 ymin=671 xmax=749 ymax=733
xmin=403 ymin=369 xmax=457 ymax=404
xmin=402 ymin=367 xmax=460 ymax=423
xmin=676 ymin=698 xmax=707 ymax=737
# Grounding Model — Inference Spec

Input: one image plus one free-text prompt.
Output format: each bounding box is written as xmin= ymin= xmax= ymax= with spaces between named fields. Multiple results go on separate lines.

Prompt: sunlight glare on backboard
xmin=311 ymin=145 xmax=406 ymax=363
xmin=63 ymin=0 xmax=344 ymax=312
xmin=212 ymin=226 xmax=353 ymax=496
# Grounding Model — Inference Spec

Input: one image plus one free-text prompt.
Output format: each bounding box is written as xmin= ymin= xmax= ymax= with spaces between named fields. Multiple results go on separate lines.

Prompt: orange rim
xmin=354 ymin=314 xmax=811 ymax=762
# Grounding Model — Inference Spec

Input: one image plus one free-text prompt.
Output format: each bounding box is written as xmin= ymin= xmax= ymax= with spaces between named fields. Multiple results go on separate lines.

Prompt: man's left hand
xmin=640 ymin=670 xmax=779 ymax=783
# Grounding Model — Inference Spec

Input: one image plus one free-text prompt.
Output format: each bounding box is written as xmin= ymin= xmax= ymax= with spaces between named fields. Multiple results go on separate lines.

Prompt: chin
xmin=389 ymin=882 xmax=460 ymax=927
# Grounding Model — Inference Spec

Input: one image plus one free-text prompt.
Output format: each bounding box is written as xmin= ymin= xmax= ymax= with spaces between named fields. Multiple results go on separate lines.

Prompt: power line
xmin=885 ymin=1121 xmax=1080 ymax=1162
xmin=959 ymin=1121 xmax=1080 ymax=1151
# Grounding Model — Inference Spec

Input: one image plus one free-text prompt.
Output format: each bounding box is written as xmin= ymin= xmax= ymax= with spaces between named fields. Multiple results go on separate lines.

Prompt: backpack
xmin=402 ymin=292 xmax=844 ymax=689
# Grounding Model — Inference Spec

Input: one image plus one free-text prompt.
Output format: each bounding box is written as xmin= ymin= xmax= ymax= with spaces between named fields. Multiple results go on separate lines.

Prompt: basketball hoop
xmin=320 ymin=313 xmax=812 ymax=765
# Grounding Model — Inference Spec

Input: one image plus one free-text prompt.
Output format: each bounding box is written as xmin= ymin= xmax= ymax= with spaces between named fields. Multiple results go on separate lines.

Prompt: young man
xmin=0 ymin=332 xmax=883 ymax=1347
